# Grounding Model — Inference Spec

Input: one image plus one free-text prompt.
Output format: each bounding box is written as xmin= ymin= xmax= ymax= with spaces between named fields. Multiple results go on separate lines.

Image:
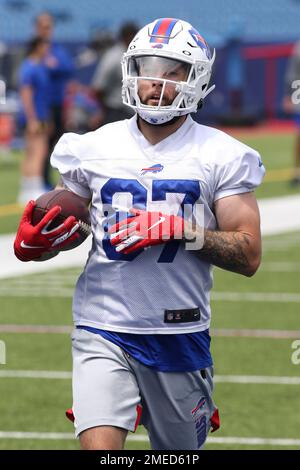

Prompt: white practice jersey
xmin=51 ymin=115 xmax=265 ymax=334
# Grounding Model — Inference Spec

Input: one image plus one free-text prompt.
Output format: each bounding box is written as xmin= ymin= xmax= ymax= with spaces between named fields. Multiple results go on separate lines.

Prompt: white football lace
xmin=78 ymin=220 xmax=92 ymax=236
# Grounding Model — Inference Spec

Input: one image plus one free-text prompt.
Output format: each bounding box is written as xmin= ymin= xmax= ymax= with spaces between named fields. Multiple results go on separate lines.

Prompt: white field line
xmin=211 ymin=328 xmax=300 ymax=339
xmin=0 ymin=287 xmax=74 ymax=297
xmin=0 ymin=325 xmax=72 ymax=334
xmin=1 ymin=370 xmax=300 ymax=385
xmin=0 ymin=370 xmax=72 ymax=379
xmin=263 ymin=240 xmax=300 ymax=252
xmin=0 ymin=431 xmax=75 ymax=440
xmin=205 ymin=437 xmax=300 ymax=446
xmin=2 ymin=261 xmax=300 ymax=288
xmin=2 ymin=279 xmax=77 ymax=286
xmin=0 ymin=431 xmax=299 ymax=447
xmin=260 ymin=262 xmax=300 ymax=272
xmin=4 ymin=261 xmax=300 ymax=289
xmin=1 ymin=324 xmax=299 ymax=339
xmin=1 ymin=286 xmax=300 ymax=303
xmin=213 ymin=375 xmax=300 ymax=385
xmin=32 ymin=263 xmax=300 ymax=277
xmin=211 ymin=292 xmax=300 ymax=302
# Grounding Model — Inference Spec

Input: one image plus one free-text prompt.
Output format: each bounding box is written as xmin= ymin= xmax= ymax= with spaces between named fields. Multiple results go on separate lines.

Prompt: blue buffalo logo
xmin=141 ymin=163 xmax=164 ymax=175
xmin=188 ymin=28 xmax=211 ymax=59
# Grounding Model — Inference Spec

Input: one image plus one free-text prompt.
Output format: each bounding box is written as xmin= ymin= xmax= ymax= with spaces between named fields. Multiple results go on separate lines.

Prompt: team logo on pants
xmin=191 ymin=397 xmax=207 ymax=448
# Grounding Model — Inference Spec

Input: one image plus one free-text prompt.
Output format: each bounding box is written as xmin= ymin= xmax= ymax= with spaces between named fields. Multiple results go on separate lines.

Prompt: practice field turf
xmin=0 ymin=129 xmax=299 ymax=450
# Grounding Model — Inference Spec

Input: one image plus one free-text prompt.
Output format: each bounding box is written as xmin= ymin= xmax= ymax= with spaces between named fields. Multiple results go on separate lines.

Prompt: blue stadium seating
xmin=0 ymin=0 xmax=300 ymax=44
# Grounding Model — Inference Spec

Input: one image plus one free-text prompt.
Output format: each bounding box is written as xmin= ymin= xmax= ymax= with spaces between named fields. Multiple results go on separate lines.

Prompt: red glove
xmin=109 ymin=208 xmax=184 ymax=254
xmin=14 ymin=200 xmax=80 ymax=262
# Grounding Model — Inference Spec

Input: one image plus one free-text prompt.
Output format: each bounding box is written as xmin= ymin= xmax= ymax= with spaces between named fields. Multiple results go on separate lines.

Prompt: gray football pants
xmin=71 ymin=327 xmax=218 ymax=450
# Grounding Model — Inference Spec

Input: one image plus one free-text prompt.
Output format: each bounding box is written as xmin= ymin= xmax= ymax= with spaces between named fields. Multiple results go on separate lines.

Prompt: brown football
xmin=32 ymin=189 xmax=91 ymax=251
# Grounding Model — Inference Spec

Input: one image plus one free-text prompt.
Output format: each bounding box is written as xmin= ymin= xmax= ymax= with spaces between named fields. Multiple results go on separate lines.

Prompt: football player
xmin=14 ymin=18 xmax=265 ymax=450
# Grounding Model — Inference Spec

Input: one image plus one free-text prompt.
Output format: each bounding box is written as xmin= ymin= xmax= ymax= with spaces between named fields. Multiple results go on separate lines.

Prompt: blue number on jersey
xmin=101 ymin=178 xmax=200 ymax=263
xmin=152 ymin=179 xmax=200 ymax=262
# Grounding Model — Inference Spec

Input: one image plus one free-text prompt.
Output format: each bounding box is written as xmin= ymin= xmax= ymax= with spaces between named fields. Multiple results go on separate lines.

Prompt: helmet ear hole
xmin=197 ymin=99 xmax=203 ymax=110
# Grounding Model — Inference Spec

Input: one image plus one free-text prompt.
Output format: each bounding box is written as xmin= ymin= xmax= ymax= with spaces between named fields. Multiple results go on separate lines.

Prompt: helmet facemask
xmin=122 ymin=54 xmax=214 ymax=125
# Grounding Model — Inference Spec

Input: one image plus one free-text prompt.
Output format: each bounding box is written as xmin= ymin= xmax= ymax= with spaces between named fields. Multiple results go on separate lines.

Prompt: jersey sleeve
xmin=50 ymin=133 xmax=92 ymax=199
xmin=214 ymin=147 xmax=265 ymax=202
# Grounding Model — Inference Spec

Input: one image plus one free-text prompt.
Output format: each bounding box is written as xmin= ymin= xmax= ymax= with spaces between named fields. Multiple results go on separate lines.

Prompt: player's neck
xmin=137 ymin=115 xmax=187 ymax=145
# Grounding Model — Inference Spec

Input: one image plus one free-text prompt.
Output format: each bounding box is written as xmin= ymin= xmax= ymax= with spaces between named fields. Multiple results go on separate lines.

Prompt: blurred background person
xmin=92 ymin=21 xmax=138 ymax=124
xmin=35 ymin=12 xmax=74 ymax=189
xmin=75 ymin=25 xmax=115 ymax=86
xmin=64 ymin=81 xmax=104 ymax=133
xmin=18 ymin=37 xmax=50 ymax=204
xmin=283 ymin=39 xmax=300 ymax=186
xmin=226 ymin=18 xmax=245 ymax=119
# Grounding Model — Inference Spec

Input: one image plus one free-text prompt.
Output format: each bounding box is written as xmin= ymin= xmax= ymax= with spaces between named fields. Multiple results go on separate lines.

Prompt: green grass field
xmin=0 ymin=130 xmax=299 ymax=450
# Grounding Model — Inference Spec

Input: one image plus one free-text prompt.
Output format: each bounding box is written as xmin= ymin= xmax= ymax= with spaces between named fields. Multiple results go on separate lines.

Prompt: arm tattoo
xmin=186 ymin=226 xmax=254 ymax=275
xmin=199 ymin=230 xmax=251 ymax=273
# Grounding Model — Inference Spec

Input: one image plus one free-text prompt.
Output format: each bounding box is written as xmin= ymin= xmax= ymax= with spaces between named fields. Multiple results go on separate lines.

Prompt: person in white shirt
xmin=14 ymin=18 xmax=265 ymax=451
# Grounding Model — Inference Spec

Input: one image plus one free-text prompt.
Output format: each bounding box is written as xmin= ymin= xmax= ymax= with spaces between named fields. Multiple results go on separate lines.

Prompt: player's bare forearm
xmin=193 ymin=228 xmax=259 ymax=276
xmin=185 ymin=192 xmax=262 ymax=277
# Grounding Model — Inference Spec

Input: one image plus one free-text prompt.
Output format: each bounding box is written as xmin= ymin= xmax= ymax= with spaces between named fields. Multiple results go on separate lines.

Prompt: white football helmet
xmin=122 ymin=18 xmax=215 ymax=125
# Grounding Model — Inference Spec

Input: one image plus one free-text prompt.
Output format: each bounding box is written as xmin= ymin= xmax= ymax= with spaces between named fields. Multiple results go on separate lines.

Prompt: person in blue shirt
xmin=18 ymin=37 xmax=51 ymax=204
xmin=35 ymin=12 xmax=74 ymax=189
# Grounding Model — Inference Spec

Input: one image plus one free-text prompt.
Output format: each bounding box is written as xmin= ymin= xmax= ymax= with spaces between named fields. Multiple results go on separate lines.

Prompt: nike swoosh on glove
xmin=109 ymin=208 xmax=184 ymax=254
xmin=14 ymin=200 xmax=80 ymax=261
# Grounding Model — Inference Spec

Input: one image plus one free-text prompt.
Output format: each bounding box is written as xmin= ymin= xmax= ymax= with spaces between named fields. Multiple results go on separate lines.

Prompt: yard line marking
xmin=0 ymin=431 xmax=75 ymax=440
xmin=212 ymin=292 xmax=300 ymax=302
xmin=0 ymin=370 xmax=72 ymax=379
xmin=3 ymin=262 xmax=300 ymax=287
xmin=0 ymin=324 xmax=299 ymax=339
xmin=0 ymin=432 xmax=147 ymax=441
xmin=0 ymin=287 xmax=74 ymax=297
xmin=214 ymin=375 xmax=300 ymax=385
xmin=0 ymin=325 xmax=72 ymax=334
xmin=1 ymin=370 xmax=300 ymax=385
xmin=2 ymin=286 xmax=300 ymax=302
xmin=260 ymin=262 xmax=300 ymax=272
xmin=263 ymin=234 xmax=300 ymax=250
xmin=0 ymin=431 xmax=299 ymax=446
xmin=212 ymin=328 xmax=300 ymax=339
xmin=2 ymin=279 xmax=78 ymax=286
xmin=205 ymin=437 xmax=300 ymax=446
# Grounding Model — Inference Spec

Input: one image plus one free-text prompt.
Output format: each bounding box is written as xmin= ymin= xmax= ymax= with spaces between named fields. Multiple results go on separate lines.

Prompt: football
xmin=32 ymin=189 xmax=91 ymax=251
